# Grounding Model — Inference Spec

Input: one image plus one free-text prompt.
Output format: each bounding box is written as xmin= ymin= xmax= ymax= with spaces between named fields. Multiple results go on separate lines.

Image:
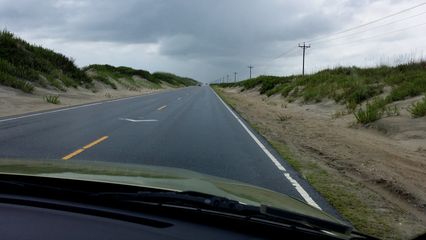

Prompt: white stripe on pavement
xmin=119 ymin=118 xmax=158 ymax=122
xmin=0 ymin=91 xmax=167 ymax=123
xmin=0 ymin=102 xmax=102 ymax=123
xmin=157 ymin=105 xmax=167 ymax=110
xmin=212 ymin=88 xmax=321 ymax=210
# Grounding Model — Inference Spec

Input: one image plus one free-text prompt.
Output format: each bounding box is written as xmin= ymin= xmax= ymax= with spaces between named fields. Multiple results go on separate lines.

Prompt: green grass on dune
xmin=0 ymin=30 xmax=199 ymax=93
xmin=0 ymin=30 xmax=91 ymax=92
xmin=84 ymin=64 xmax=198 ymax=89
xmin=151 ymin=72 xmax=199 ymax=86
xmin=216 ymin=62 xmax=426 ymax=123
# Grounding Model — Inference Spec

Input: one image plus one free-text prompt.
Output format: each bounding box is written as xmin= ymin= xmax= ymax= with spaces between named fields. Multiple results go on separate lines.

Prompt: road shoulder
xmin=212 ymin=86 xmax=425 ymax=240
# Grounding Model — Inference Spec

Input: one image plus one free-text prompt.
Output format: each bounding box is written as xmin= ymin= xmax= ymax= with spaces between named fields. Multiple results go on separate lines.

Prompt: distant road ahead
xmin=0 ymin=86 xmax=341 ymax=218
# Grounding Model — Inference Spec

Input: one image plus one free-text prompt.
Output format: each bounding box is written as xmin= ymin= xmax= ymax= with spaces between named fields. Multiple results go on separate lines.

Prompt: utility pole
xmin=226 ymin=74 xmax=229 ymax=82
xmin=234 ymin=72 xmax=237 ymax=82
xmin=248 ymin=65 xmax=254 ymax=79
xmin=298 ymin=42 xmax=310 ymax=76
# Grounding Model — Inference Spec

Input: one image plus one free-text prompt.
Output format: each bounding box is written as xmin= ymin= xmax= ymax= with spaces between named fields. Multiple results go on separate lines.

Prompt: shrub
xmin=354 ymin=104 xmax=382 ymax=124
xmin=346 ymin=84 xmax=381 ymax=104
xmin=277 ymin=113 xmax=291 ymax=122
xmin=408 ymin=97 xmax=426 ymax=118
xmin=258 ymin=76 xmax=287 ymax=94
xmin=346 ymin=101 xmax=358 ymax=113
xmin=280 ymin=84 xmax=296 ymax=97
xmin=21 ymin=81 xmax=34 ymax=93
xmin=383 ymin=105 xmax=400 ymax=117
xmin=353 ymin=97 xmax=387 ymax=124
xmin=93 ymin=75 xmax=117 ymax=89
xmin=44 ymin=95 xmax=60 ymax=104
xmin=386 ymin=78 xmax=426 ymax=102
xmin=46 ymin=75 xmax=66 ymax=91
xmin=0 ymin=70 xmax=34 ymax=93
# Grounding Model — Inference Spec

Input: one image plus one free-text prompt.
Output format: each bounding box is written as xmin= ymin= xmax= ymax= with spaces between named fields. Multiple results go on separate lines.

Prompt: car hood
xmin=0 ymin=159 xmax=344 ymax=225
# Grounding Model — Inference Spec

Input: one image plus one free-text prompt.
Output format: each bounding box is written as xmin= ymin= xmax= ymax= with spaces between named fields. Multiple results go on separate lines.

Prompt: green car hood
xmin=0 ymin=159 xmax=344 ymax=226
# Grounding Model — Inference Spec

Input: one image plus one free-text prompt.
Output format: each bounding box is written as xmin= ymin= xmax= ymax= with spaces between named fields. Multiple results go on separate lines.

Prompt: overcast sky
xmin=1 ymin=0 xmax=425 ymax=82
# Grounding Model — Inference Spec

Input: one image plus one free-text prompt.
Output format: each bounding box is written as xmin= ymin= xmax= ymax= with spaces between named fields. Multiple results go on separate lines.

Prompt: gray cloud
xmin=1 ymin=0 xmax=424 ymax=81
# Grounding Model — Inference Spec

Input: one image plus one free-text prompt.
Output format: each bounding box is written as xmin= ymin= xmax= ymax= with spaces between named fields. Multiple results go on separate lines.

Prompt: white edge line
xmin=211 ymin=88 xmax=321 ymax=210
xmin=0 ymin=102 xmax=102 ymax=123
xmin=0 ymin=91 xmax=166 ymax=123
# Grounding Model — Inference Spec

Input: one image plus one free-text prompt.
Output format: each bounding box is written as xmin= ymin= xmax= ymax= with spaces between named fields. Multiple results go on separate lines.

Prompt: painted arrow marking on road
xmin=119 ymin=118 xmax=158 ymax=122
xmin=157 ymin=105 xmax=167 ymax=110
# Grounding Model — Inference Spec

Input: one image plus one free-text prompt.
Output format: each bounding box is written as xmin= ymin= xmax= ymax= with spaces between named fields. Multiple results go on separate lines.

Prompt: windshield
xmin=1 ymin=1 xmax=425 ymax=239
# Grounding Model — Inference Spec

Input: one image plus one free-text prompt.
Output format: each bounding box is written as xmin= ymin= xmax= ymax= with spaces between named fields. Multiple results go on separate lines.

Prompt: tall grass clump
xmin=44 ymin=95 xmax=60 ymax=104
xmin=354 ymin=97 xmax=387 ymax=124
xmin=408 ymin=97 xmax=426 ymax=118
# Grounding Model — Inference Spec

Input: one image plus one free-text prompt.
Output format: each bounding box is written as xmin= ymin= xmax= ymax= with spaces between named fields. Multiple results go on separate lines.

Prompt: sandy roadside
xmin=217 ymin=86 xmax=426 ymax=239
xmin=0 ymin=82 xmax=173 ymax=118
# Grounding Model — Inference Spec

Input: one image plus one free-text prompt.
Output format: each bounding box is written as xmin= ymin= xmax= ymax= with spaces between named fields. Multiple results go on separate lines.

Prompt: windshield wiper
xmin=92 ymin=190 xmax=249 ymax=209
xmin=91 ymin=190 xmax=356 ymax=237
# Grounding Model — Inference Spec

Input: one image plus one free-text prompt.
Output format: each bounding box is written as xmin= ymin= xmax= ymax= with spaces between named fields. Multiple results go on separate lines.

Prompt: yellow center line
xmin=83 ymin=136 xmax=109 ymax=149
xmin=62 ymin=136 xmax=109 ymax=160
xmin=157 ymin=105 xmax=167 ymax=110
xmin=62 ymin=149 xmax=84 ymax=160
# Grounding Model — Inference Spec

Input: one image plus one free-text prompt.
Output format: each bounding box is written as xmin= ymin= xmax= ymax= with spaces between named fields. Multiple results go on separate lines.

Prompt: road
xmin=0 ymin=86 xmax=341 ymax=218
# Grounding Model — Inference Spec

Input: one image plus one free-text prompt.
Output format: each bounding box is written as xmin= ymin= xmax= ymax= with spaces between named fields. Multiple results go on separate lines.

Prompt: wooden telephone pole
xmin=298 ymin=42 xmax=310 ymax=76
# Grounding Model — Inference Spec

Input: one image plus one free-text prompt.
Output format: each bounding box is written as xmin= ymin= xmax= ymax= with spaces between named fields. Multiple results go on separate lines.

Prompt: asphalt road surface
xmin=0 ymin=86 xmax=342 ymax=219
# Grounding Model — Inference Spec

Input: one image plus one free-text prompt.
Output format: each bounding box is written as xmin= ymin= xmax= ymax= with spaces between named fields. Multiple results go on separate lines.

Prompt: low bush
xmin=354 ymin=104 xmax=382 ymax=124
xmin=0 ymin=71 xmax=34 ymax=93
xmin=20 ymin=81 xmax=34 ymax=93
xmin=44 ymin=95 xmax=60 ymax=104
xmin=353 ymin=97 xmax=388 ymax=124
xmin=408 ymin=97 xmax=426 ymax=118
xmin=276 ymin=113 xmax=291 ymax=122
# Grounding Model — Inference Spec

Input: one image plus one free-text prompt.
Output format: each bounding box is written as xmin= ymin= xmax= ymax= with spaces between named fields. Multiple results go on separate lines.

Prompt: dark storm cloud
xmin=3 ymin=0 xmax=418 ymax=81
xmin=0 ymin=0 xmax=345 ymax=59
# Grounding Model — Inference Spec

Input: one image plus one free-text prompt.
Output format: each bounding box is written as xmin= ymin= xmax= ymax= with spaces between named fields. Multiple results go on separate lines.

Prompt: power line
xmin=324 ymin=21 xmax=426 ymax=48
xmin=273 ymin=47 xmax=298 ymax=60
xmin=270 ymin=2 xmax=426 ymax=65
xmin=230 ymin=2 xmax=426 ymax=80
xmin=307 ymin=1 xmax=426 ymax=43
xmin=312 ymin=10 xmax=426 ymax=45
